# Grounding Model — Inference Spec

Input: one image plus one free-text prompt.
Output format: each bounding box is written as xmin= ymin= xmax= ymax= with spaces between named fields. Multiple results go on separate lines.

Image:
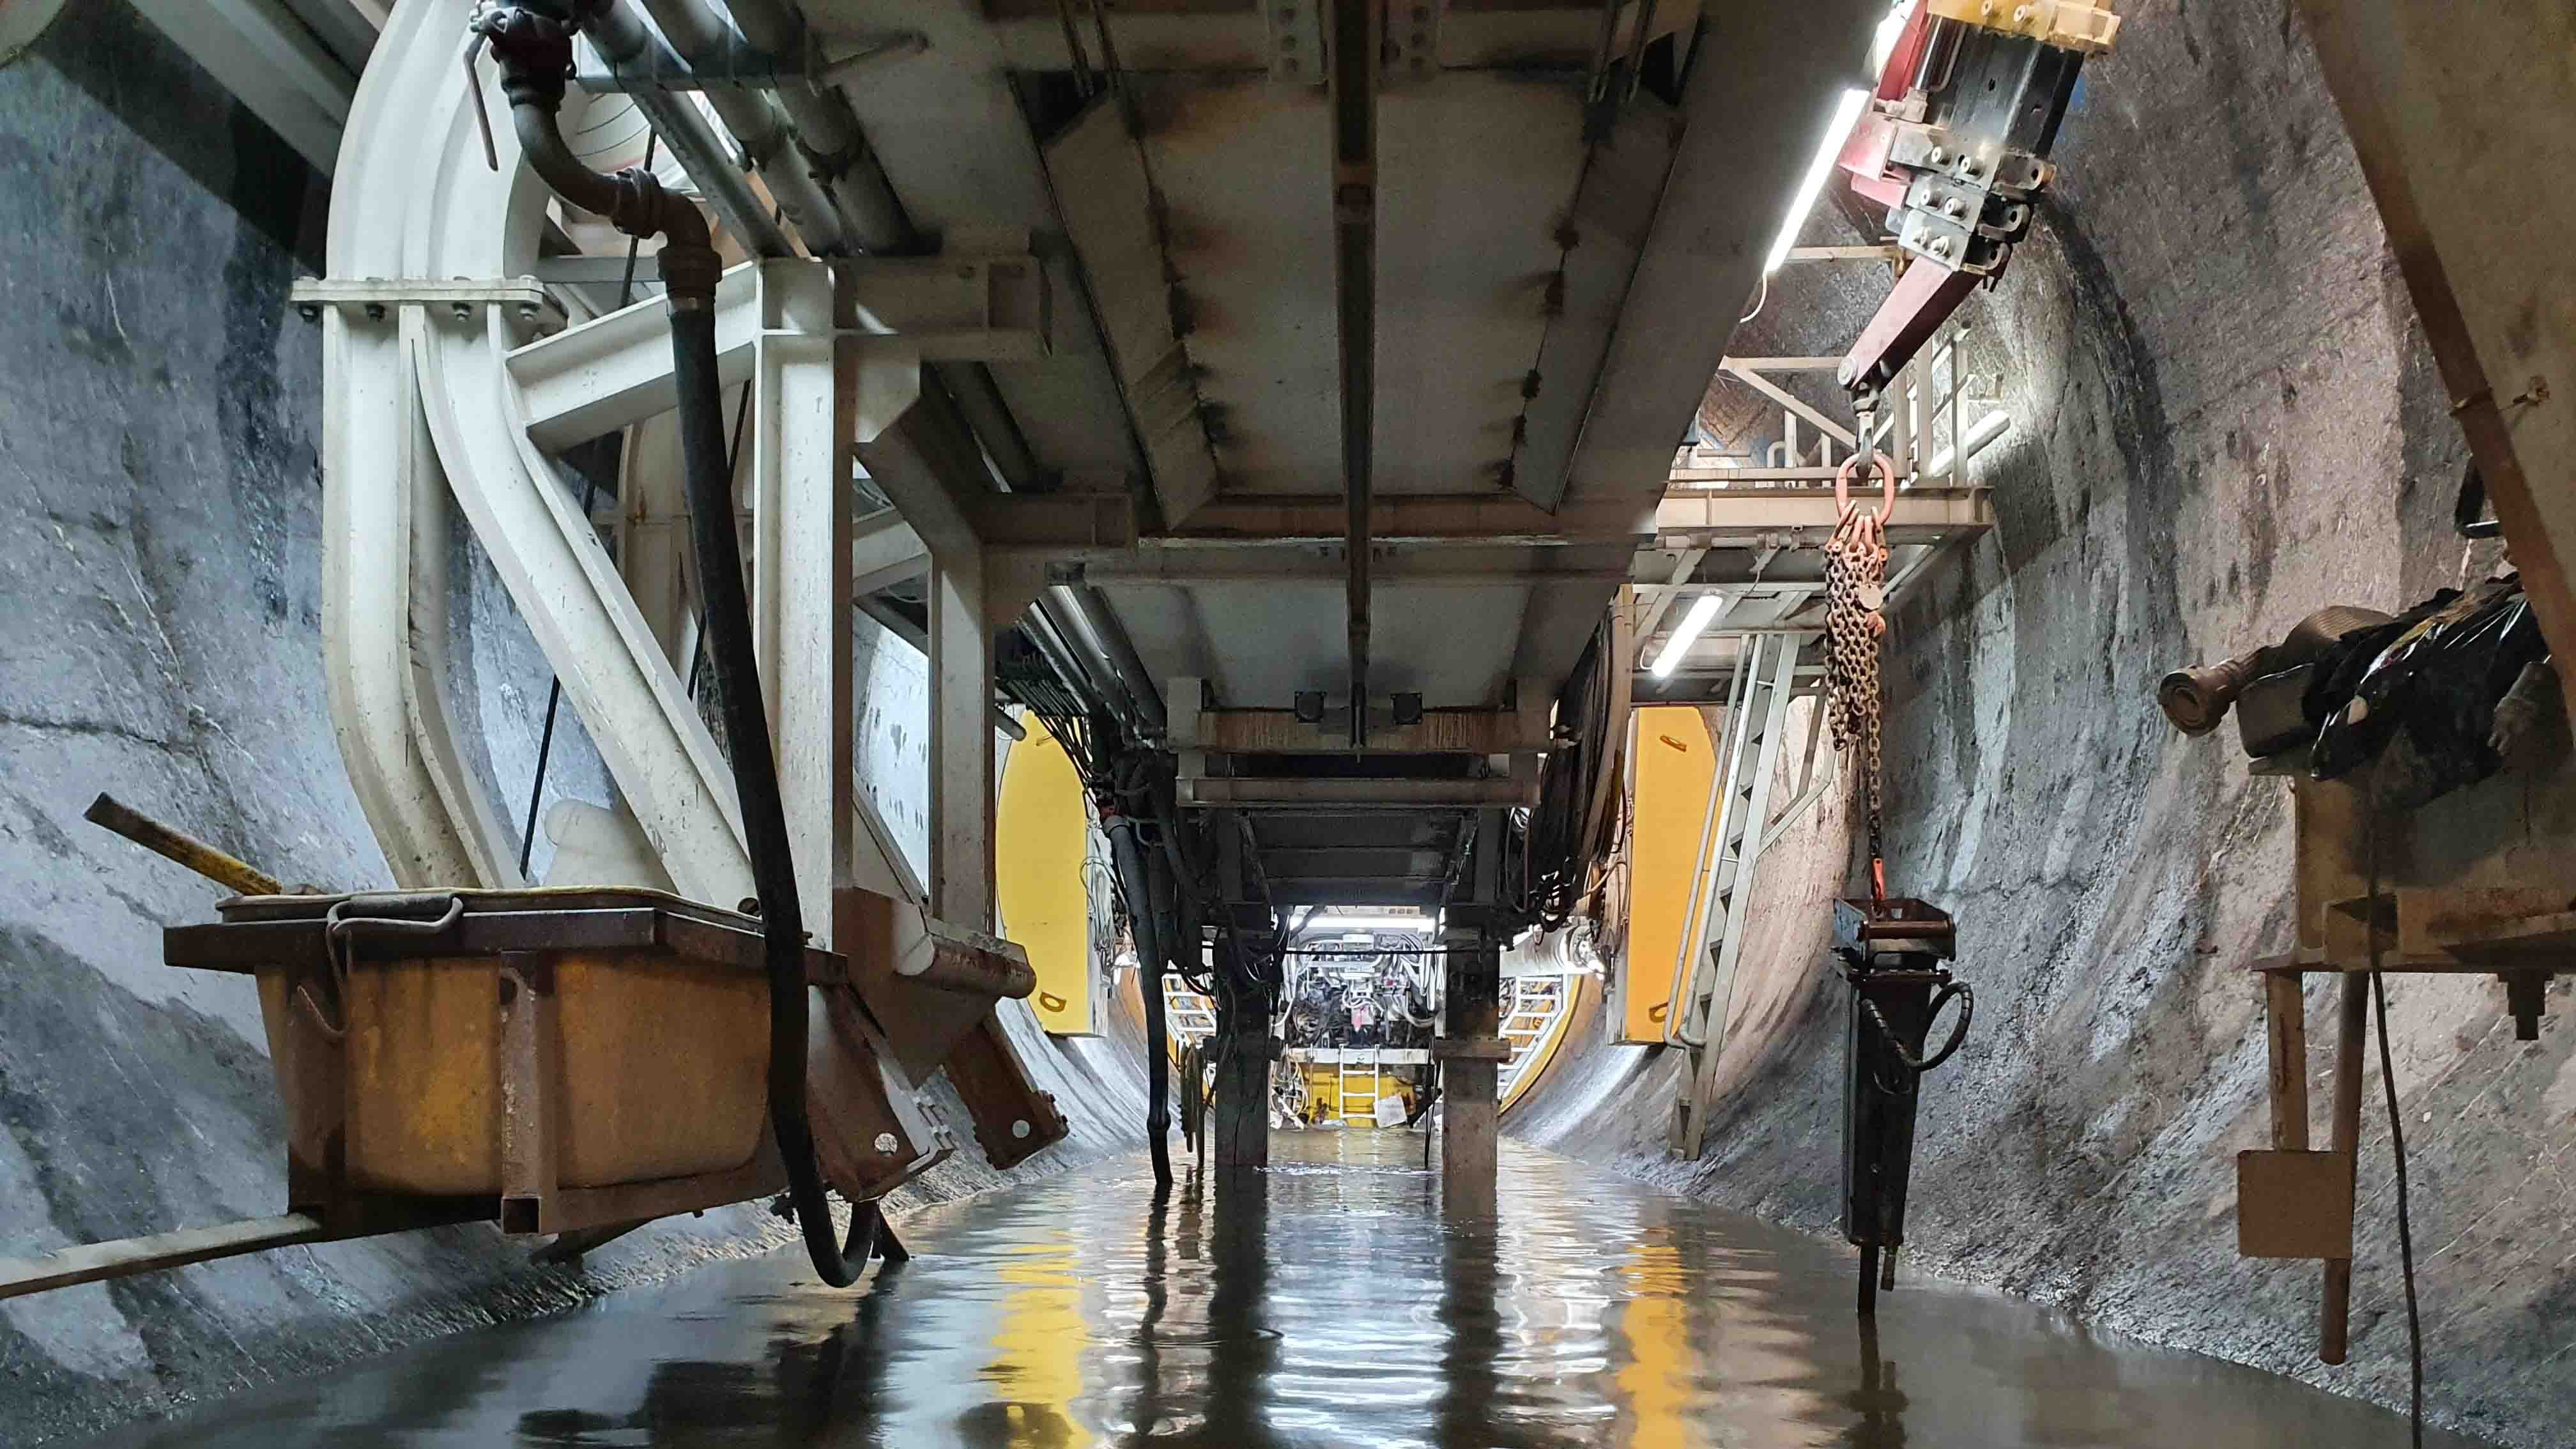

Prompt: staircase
xmin=1667 ymin=632 xmax=1802 ymax=1156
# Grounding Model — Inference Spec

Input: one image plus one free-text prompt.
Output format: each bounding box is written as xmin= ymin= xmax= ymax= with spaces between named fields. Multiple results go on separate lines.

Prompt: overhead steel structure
xmin=303 ymin=0 xmax=1951 ymax=1218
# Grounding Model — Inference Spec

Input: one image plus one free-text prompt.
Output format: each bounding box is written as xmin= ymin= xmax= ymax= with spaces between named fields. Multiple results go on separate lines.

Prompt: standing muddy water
xmin=86 ymin=1132 xmax=2473 ymax=1448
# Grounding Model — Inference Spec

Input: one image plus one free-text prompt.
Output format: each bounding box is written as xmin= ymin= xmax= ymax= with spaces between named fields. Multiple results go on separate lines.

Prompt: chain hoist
xmin=1826 ymin=448 xmax=1896 ymax=902
xmin=1817 ymin=447 xmax=1974 ymax=1319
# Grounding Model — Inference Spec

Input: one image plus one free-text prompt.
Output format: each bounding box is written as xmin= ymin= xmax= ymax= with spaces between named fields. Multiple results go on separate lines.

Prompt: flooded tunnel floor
xmin=92 ymin=1131 xmax=2469 ymax=1448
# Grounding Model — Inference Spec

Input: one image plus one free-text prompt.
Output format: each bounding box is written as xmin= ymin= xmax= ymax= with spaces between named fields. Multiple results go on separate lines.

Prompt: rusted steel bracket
xmin=847 ymin=904 xmax=1039 ymax=1082
xmin=809 ymin=985 xmax=958 ymax=1201
xmin=939 ymin=1011 xmax=1070 ymax=1171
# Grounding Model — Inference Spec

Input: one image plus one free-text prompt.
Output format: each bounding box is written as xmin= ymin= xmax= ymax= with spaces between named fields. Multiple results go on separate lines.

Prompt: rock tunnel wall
xmin=0 ymin=10 xmax=1143 ymax=1444
xmin=1515 ymin=5 xmax=2574 ymax=1446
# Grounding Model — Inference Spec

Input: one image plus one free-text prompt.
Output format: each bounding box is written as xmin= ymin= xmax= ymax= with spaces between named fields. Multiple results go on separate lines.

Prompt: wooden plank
xmin=2398 ymin=887 xmax=2576 ymax=958
xmin=2319 ymin=973 xmax=2370 ymax=1365
xmin=2237 ymin=1150 xmax=2356 ymax=1259
xmin=2264 ymin=971 xmax=2310 ymax=1151
xmin=0 ymin=1215 xmax=326 ymax=1302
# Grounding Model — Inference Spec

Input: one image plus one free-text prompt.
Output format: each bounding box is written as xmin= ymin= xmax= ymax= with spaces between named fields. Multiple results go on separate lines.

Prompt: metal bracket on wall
xmin=1261 ymin=0 xmax=1326 ymax=85
xmin=291 ymin=275 xmax=560 ymax=324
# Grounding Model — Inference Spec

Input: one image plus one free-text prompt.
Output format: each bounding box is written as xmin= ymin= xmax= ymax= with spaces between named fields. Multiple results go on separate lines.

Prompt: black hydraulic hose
xmin=481 ymin=0 xmax=852 ymax=1287
xmin=1859 ymin=979 xmax=1974 ymax=1075
xmin=670 ymin=301 xmax=854 ymax=1287
xmin=1106 ymin=806 xmax=1173 ymax=1191
xmin=1141 ymin=847 xmax=1177 ymax=1192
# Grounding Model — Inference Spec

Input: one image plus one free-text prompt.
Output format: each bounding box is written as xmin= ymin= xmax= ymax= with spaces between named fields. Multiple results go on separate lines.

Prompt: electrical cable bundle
xmin=1519 ymin=622 xmax=1613 ymax=930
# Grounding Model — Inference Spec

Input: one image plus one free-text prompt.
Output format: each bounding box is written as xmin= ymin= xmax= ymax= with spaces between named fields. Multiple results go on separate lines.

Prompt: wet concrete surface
xmin=85 ymin=1131 xmax=2481 ymax=1448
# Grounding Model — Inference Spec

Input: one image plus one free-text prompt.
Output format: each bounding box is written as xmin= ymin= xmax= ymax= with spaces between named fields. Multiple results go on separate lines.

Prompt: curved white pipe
xmin=321 ymin=0 xmax=515 ymax=887
xmin=323 ymin=0 xmax=754 ymax=901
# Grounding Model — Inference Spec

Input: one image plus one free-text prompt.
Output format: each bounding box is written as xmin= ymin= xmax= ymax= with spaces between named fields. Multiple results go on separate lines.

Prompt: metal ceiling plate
xmin=813 ymin=0 xmax=1144 ymax=480
xmin=1044 ymin=96 xmax=1220 ymax=522
xmin=1372 ymin=73 xmax=1588 ymax=494
xmin=1132 ymin=75 xmax=1338 ymax=500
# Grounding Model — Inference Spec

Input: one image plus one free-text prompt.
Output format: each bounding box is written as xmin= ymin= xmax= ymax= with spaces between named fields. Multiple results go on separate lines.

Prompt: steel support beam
xmin=1172 ymin=493 xmax=1654 ymax=544
xmin=129 ymin=0 xmax=355 ymax=172
xmin=851 ymin=507 xmax=930 ymax=596
xmin=1179 ymin=777 xmax=1536 ymax=809
xmin=2292 ymin=0 xmax=2576 ymax=731
xmin=1328 ymin=0 xmax=1383 ymax=744
xmin=1655 ymin=487 xmax=1991 ymax=545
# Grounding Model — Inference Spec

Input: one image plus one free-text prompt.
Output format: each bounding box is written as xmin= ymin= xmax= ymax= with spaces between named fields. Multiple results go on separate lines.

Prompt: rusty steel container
xmin=169 ymin=889 xmax=806 ymax=1204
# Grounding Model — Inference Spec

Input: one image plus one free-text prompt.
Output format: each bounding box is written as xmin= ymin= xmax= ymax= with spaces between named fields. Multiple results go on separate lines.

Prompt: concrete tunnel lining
xmin=0 ymin=0 xmax=2568 ymax=1445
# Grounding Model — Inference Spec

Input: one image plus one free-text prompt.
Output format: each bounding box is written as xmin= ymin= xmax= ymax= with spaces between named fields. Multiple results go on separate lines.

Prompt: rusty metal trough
xmin=1 ymin=802 xmax=1071 ymax=1304
xmin=165 ymin=888 xmax=850 ymax=1237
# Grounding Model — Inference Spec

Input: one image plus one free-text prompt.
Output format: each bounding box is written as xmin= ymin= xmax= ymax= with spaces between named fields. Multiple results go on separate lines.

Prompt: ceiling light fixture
xmin=1648 ymin=592 xmax=1730 ymax=679
xmin=1764 ymin=87 xmax=1873 ymax=275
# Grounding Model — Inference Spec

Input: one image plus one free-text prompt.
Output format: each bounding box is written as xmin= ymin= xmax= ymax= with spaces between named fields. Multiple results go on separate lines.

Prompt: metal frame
xmin=307 ymin=9 xmax=1067 ymax=1193
xmin=1667 ymin=631 xmax=1800 ymax=1157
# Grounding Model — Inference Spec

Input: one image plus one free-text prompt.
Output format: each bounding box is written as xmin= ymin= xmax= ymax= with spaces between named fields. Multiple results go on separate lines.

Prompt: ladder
xmin=1161 ymin=974 xmax=1218 ymax=1046
xmin=1499 ymin=974 xmax=1567 ymax=1099
xmin=1669 ymin=632 xmax=1803 ymax=1156
xmin=1337 ymin=1046 xmax=1383 ymax=1124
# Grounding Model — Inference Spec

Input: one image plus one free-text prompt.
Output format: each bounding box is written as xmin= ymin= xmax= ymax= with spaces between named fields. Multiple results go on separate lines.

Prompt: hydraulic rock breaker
xmin=1836 ymin=897 xmax=1974 ymax=1315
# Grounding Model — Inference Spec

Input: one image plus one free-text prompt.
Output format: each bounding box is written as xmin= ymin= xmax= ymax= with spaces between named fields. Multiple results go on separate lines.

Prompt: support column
xmin=1439 ymin=928 xmax=1502 ymax=1214
xmin=926 ymin=551 xmax=994 ymax=930
xmin=1211 ymin=993 xmax=1272 ymax=1169
xmin=1439 ymin=806 xmax=1508 ymax=1215
xmin=1211 ymin=815 xmax=1273 ymax=1169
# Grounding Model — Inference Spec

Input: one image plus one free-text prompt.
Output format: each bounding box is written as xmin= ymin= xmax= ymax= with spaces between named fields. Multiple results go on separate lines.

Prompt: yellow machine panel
xmin=1621 ymin=707 xmax=1717 ymax=1043
xmin=997 ymin=714 xmax=1097 ymax=1036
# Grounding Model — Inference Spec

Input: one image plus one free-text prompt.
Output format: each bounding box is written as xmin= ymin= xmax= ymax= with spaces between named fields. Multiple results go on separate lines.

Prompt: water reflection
xmin=88 ymin=1131 xmax=2483 ymax=1448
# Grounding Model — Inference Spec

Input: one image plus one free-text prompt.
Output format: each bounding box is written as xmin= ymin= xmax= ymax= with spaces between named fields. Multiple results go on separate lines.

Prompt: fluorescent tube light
xmin=1648 ymin=592 xmax=1729 ymax=679
xmin=1765 ymin=87 xmax=1873 ymax=275
xmin=1304 ymin=914 xmax=1436 ymax=933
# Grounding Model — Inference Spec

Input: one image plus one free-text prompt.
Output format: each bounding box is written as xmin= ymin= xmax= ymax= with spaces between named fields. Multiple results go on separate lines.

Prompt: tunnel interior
xmin=0 ymin=1 xmax=2570 ymax=1447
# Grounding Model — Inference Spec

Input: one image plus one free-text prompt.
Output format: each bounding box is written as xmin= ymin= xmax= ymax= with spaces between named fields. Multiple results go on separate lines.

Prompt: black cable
xmin=2366 ymin=804 xmax=2425 ymax=1448
xmin=671 ymin=299 xmax=855 ymax=1286
xmin=2372 ymin=971 xmax=2423 ymax=1446
xmin=686 ymin=380 xmax=756 ymax=704
xmin=1859 ymin=979 xmax=1974 ymax=1073
xmin=518 ymin=132 xmax=657 ymax=879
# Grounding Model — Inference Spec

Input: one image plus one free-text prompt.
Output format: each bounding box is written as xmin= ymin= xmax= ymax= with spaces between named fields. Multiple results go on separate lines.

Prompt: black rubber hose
xmin=1140 ymin=844 xmax=1176 ymax=1191
xmin=670 ymin=299 xmax=854 ymax=1288
xmin=1860 ymin=979 xmax=1975 ymax=1074
xmin=1106 ymin=803 xmax=1173 ymax=1191
xmin=486 ymin=0 xmax=848 ymax=1286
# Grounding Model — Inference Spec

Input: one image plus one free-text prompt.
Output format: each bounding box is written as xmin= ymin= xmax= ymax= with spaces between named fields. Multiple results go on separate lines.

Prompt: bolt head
xmin=1930 ymin=237 xmax=1952 ymax=257
xmin=296 ymin=304 xmax=321 ymax=322
xmin=1927 ymin=146 xmax=1948 ymax=165
xmin=873 ymin=1131 xmax=899 ymax=1153
xmin=1011 ymin=1119 xmax=1032 ymax=1139
xmin=1942 ymin=197 xmax=1965 ymax=217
